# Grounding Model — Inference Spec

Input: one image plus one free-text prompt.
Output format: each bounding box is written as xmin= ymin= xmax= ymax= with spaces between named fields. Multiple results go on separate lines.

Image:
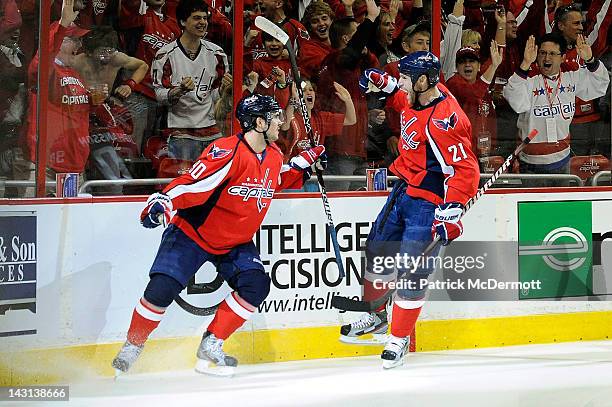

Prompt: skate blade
xmin=195 ymin=359 xmax=235 ymax=377
xmin=339 ymin=333 xmax=388 ymax=345
xmin=382 ymin=358 xmax=404 ymax=370
xmin=114 ymin=368 xmax=125 ymax=380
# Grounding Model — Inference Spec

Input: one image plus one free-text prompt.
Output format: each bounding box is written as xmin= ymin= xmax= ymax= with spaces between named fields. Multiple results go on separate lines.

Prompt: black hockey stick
xmin=255 ymin=16 xmax=346 ymax=278
xmin=174 ymin=274 xmax=226 ymax=316
xmin=331 ymin=129 xmax=538 ymax=312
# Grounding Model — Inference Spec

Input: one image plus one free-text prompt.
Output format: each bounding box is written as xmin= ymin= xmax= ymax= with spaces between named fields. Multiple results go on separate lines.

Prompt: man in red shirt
xmin=340 ymin=52 xmax=479 ymax=369
xmin=19 ymin=0 xmax=91 ymax=197
xmin=446 ymin=44 xmax=503 ymax=171
xmin=297 ymin=1 xmax=334 ymax=80
xmin=112 ymin=94 xmax=327 ymax=377
xmin=246 ymin=32 xmax=292 ymax=108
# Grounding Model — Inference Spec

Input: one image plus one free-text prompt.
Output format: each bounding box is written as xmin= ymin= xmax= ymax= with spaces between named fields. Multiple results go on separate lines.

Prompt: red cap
xmin=456 ymin=47 xmax=480 ymax=63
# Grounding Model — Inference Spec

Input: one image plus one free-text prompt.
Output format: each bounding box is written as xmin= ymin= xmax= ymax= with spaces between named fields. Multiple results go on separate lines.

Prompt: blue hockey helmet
xmin=236 ymin=94 xmax=283 ymax=132
xmin=398 ymin=51 xmax=441 ymax=89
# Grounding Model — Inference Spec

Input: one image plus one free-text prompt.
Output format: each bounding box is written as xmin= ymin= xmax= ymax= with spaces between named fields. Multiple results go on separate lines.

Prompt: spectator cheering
xmin=152 ymin=0 xmax=231 ymax=162
xmin=503 ymin=33 xmax=609 ymax=186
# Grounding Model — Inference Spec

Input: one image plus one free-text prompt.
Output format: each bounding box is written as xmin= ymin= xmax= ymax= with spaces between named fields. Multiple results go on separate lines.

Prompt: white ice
xmin=9 ymin=340 xmax=612 ymax=407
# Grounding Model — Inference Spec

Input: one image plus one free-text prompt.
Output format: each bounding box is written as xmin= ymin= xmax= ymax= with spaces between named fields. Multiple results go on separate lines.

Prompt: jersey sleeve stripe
xmin=166 ymin=159 xmax=233 ymax=199
xmin=424 ymin=124 xmax=455 ymax=203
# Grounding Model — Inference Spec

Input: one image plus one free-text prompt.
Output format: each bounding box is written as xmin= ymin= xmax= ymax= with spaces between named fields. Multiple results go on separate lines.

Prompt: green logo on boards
xmin=518 ymin=201 xmax=592 ymax=299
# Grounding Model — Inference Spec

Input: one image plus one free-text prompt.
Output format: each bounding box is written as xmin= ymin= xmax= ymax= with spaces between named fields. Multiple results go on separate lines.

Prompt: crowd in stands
xmin=0 ymin=0 xmax=609 ymax=196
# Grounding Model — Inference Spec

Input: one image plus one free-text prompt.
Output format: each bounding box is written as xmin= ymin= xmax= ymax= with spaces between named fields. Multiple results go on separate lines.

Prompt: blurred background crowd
xmin=0 ymin=0 xmax=609 ymax=196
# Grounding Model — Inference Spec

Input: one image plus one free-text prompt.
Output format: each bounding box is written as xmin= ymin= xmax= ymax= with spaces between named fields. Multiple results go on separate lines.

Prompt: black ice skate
xmin=381 ymin=335 xmax=409 ymax=369
xmin=195 ymin=331 xmax=238 ymax=377
xmin=339 ymin=311 xmax=388 ymax=345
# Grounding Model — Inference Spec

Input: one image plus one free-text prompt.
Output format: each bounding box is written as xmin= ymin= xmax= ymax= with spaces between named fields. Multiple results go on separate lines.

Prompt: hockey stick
xmin=255 ymin=16 xmax=346 ymax=278
xmin=331 ymin=129 xmax=538 ymax=312
xmin=174 ymin=274 xmax=226 ymax=316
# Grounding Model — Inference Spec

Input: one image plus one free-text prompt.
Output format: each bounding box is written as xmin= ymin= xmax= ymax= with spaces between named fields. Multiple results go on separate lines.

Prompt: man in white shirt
xmin=152 ymin=0 xmax=231 ymax=161
xmin=503 ymin=32 xmax=609 ymax=186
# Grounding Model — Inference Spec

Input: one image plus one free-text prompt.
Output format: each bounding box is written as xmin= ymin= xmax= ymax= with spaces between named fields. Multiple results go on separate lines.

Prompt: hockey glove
xmin=289 ymin=145 xmax=326 ymax=171
xmin=359 ymin=68 xmax=398 ymax=95
xmin=140 ymin=192 xmax=173 ymax=229
xmin=431 ymin=202 xmax=464 ymax=246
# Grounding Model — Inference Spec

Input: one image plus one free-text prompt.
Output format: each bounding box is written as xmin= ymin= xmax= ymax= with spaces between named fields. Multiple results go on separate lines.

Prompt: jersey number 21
xmin=448 ymin=143 xmax=468 ymax=162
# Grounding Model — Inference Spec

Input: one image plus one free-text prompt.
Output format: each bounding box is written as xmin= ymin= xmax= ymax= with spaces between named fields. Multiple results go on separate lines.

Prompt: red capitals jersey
xmin=25 ymin=23 xmax=90 ymax=173
xmin=387 ymin=85 xmax=479 ymax=206
xmin=163 ymin=133 xmax=305 ymax=254
xmin=119 ymin=0 xmax=181 ymax=99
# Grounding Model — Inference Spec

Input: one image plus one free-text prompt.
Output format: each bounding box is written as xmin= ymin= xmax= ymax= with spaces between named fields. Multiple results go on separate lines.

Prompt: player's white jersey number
xmin=448 ymin=143 xmax=468 ymax=162
xmin=190 ymin=161 xmax=207 ymax=179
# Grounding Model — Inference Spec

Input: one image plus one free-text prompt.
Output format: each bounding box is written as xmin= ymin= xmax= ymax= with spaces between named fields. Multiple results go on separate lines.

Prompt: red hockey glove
xmin=140 ymin=192 xmax=173 ymax=229
xmin=289 ymin=145 xmax=326 ymax=171
xmin=431 ymin=202 xmax=464 ymax=245
xmin=359 ymin=68 xmax=398 ymax=95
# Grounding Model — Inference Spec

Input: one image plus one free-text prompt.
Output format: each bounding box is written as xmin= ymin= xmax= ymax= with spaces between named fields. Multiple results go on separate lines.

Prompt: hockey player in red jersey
xmin=112 ymin=94 xmax=327 ymax=376
xmin=339 ymin=52 xmax=479 ymax=369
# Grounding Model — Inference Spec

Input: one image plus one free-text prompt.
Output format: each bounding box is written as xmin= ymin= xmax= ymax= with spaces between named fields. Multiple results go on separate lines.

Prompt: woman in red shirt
xmin=278 ymin=80 xmax=356 ymax=190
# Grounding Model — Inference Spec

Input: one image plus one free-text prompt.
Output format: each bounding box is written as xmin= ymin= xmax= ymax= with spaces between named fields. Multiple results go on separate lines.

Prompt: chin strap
xmin=254 ymin=123 xmax=271 ymax=145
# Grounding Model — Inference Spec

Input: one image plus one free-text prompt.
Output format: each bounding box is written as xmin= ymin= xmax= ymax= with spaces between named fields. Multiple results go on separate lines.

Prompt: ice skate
xmin=381 ymin=335 xmax=409 ymax=369
xmin=112 ymin=340 xmax=144 ymax=377
xmin=339 ymin=311 xmax=388 ymax=345
xmin=195 ymin=331 xmax=238 ymax=377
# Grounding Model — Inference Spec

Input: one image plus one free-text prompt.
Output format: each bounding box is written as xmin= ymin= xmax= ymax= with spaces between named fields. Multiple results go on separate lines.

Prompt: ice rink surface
xmin=9 ymin=340 xmax=612 ymax=407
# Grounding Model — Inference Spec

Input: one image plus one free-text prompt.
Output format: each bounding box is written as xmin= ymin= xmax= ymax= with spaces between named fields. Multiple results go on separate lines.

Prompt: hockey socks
xmin=127 ymin=298 xmax=166 ymax=346
xmin=363 ymin=278 xmax=388 ymax=313
xmin=390 ymin=299 xmax=424 ymax=338
xmin=208 ymin=292 xmax=255 ymax=340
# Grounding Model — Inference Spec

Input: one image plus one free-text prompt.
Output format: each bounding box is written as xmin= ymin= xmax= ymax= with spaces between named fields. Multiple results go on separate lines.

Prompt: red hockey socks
xmin=390 ymin=299 xmax=424 ymax=338
xmin=127 ymin=298 xmax=166 ymax=346
xmin=363 ymin=278 xmax=388 ymax=312
xmin=208 ymin=292 xmax=255 ymax=340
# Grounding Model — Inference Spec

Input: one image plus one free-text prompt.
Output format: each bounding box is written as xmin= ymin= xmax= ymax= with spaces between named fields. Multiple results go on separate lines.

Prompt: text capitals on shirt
xmin=227 ymin=168 xmax=274 ymax=212
xmin=142 ymin=34 xmax=172 ymax=50
xmin=533 ymin=102 xmax=575 ymax=118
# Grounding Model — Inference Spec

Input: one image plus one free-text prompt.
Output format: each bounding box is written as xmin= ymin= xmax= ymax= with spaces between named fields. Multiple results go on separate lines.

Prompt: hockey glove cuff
xmin=289 ymin=145 xmax=326 ymax=171
xmin=140 ymin=192 xmax=173 ymax=229
xmin=359 ymin=69 xmax=398 ymax=95
xmin=431 ymin=202 xmax=464 ymax=245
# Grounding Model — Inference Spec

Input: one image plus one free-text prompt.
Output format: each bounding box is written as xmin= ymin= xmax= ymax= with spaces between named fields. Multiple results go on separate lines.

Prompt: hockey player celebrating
xmin=341 ymin=52 xmax=479 ymax=368
xmin=112 ymin=94 xmax=327 ymax=376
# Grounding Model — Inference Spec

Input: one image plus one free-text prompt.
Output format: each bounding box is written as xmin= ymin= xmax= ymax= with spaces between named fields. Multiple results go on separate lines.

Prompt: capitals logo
xmin=432 ymin=112 xmax=458 ymax=132
xmin=227 ymin=168 xmax=274 ymax=212
xmin=208 ymin=145 xmax=232 ymax=160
